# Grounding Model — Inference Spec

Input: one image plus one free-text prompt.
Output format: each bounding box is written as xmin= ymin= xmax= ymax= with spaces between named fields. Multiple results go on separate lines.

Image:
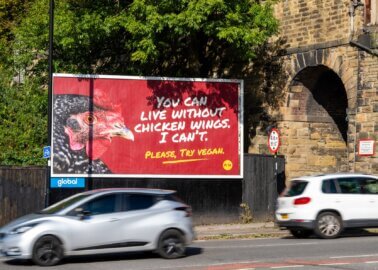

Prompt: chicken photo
xmin=53 ymin=90 xmax=134 ymax=174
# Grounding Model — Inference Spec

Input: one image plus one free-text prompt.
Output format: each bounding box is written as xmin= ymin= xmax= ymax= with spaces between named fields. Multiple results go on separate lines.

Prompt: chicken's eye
xmin=84 ymin=113 xmax=97 ymax=125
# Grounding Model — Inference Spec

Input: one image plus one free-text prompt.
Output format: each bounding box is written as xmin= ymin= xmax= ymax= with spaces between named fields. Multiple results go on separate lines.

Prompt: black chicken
xmin=53 ymin=91 xmax=134 ymax=174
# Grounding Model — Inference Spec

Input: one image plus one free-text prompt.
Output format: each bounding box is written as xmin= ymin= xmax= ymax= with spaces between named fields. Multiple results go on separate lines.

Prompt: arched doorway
xmin=282 ymin=65 xmax=349 ymax=178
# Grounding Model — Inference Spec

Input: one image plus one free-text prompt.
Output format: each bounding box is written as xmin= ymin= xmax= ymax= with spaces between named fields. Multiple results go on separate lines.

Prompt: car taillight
xmin=294 ymin=197 xmax=311 ymax=205
xmin=175 ymin=206 xmax=192 ymax=217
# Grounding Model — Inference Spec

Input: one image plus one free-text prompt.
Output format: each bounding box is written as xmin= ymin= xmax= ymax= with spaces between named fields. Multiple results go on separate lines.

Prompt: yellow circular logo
xmin=223 ymin=160 xmax=233 ymax=171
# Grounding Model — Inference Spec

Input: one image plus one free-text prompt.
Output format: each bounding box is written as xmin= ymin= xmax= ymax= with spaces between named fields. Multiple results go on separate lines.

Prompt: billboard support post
xmin=45 ymin=0 xmax=54 ymax=207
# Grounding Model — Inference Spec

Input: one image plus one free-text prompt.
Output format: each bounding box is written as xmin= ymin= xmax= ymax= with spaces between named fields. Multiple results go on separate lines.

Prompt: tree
xmin=0 ymin=0 xmax=49 ymax=165
xmin=14 ymin=0 xmax=279 ymax=77
xmin=1 ymin=0 xmax=282 ymax=165
xmin=0 ymin=79 xmax=48 ymax=165
xmin=0 ymin=0 xmax=32 ymax=74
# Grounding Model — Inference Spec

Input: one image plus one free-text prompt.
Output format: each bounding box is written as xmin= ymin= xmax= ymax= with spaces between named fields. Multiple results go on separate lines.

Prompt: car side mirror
xmin=75 ymin=208 xmax=91 ymax=220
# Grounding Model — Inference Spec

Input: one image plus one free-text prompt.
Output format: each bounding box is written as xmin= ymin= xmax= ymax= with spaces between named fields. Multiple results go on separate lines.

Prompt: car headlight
xmin=9 ymin=223 xmax=38 ymax=235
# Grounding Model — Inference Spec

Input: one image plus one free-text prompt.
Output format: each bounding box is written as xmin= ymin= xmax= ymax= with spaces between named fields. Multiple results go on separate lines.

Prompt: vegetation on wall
xmin=0 ymin=0 xmax=283 ymax=165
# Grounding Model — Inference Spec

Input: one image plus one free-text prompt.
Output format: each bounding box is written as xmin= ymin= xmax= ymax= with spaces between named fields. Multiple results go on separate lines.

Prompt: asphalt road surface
xmin=2 ymin=233 xmax=378 ymax=269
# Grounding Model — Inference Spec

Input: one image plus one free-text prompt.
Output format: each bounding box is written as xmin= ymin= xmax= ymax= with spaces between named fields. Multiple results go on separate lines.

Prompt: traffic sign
xmin=43 ymin=146 xmax=51 ymax=159
xmin=268 ymin=128 xmax=280 ymax=154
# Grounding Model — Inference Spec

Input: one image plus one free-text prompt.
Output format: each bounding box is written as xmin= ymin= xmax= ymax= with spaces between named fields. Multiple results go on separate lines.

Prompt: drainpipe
xmin=354 ymin=50 xmax=360 ymax=172
xmin=349 ymin=0 xmax=364 ymax=39
xmin=348 ymin=1 xmax=361 ymax=172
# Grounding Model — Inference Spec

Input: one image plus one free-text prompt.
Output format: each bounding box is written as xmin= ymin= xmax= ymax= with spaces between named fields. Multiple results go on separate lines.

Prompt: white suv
xmin=275 ymin=173 xmax=378 ymax=239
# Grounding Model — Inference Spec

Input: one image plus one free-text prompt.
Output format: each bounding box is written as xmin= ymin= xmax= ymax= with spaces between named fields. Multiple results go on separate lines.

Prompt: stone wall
xmin=273 ymin=0 xmax=363 ymax=48
xmin=353 ymin=49 xmax=378 ymax=173
xmin=248 ymin=1 xmax=378 ymax=180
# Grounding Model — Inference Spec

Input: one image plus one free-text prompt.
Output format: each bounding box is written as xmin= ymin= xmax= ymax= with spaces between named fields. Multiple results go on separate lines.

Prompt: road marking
xmin=204 ymin=242 xmax=317 ymax=249
xmin=365 ymin=261 xmax=378 ymax=264
xmin=139 ymin=260 xmax=259 ymax=270
xmin=271 ymin=265 xmax=304 ymax=269
xmin=331 ymin=254 xmax=378 ymax=259
xmin=319 ymin=263 xmax=349 ymax=266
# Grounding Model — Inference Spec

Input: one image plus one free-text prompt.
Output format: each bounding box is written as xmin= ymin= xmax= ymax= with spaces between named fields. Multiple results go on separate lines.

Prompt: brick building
xmin=249 ymin=0 xmax=378 ymax=179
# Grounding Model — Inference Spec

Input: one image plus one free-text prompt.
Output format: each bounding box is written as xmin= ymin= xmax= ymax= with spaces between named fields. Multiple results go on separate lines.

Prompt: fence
xmin=0 ymin=167 xmax=46 ymax=226
xmin=0 ymin=154 xmax=285 ymax=226
xmin=243 ymin=154 xmax=286 ymax=221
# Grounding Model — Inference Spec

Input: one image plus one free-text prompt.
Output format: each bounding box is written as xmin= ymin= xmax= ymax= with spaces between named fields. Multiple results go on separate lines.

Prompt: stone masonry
xmin=248 ymin=0 xmax=378 ymax=180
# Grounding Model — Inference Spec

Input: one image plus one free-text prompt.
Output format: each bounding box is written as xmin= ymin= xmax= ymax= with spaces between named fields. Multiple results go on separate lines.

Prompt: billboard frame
xmin=51 ymin=73 xmax=244 ymax=179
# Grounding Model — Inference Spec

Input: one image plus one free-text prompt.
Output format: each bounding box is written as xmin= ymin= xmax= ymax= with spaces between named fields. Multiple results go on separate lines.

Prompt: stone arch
xmin=291 ymin=65 xmax=348 ymax=143
xmin=278 ymin=48 xmax=355 ymax=179
xmin=284 ymin=48 xmax=357 ymax=109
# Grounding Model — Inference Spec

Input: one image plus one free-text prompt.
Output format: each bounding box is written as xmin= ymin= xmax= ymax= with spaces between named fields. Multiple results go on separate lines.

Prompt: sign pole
xmin=268 ymin=128 xmax=281 ymax=210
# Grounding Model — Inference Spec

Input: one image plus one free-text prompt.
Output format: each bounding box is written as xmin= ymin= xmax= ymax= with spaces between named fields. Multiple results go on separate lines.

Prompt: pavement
xmin=194 ymin=222 xmax=289 ymax=240
xmin=194 ymin=222 xmax=378 ymax=240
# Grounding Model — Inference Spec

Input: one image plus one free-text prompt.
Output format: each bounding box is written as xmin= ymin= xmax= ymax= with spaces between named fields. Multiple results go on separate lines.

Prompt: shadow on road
xmin=281 ymin=228 xmax=378 ymax=239
xmin=341 ymin=229 xmax=378 ymax=238
xmin=4 ymin=247 xmax=203 ymax=266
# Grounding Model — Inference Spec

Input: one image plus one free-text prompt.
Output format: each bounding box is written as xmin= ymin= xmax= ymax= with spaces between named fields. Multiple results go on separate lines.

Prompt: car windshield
xmin=37 ymin=193 xmax=91 ymax=214
xmin=282 ymin=180 xmax=308 ymax=197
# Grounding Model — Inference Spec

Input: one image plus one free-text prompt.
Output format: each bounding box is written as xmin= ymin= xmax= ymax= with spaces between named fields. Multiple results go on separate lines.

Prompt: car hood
xmin=0 ymin=213 xmax=51 ymax=233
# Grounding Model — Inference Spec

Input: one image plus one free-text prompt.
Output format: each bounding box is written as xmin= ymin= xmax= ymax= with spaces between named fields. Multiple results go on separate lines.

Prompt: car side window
xmin=80 ymin=194 xmax=118 ymax=215
xmin=321 ymin=179 xmax=338 ymax=194
xmin=335 ymin=177 xmax=378 ymax=194
xmin=336 ymin=178 xmax=360 ymax=194
xmin=358 ymin=178 xmax=378 ymax=194
xmin=282 ymin=180 xmax=308 ymax=197
xmin=123 ymin=194 xmax=156 ymax=211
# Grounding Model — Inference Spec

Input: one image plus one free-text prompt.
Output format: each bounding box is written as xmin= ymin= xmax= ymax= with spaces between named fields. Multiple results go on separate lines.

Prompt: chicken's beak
xmin=119 ymin=127 xmax=135 ymax=141
xmin=108 ymin=123 xmax=135 ymax=141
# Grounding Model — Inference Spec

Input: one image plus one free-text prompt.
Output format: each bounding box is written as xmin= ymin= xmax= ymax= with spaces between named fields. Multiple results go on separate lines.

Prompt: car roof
xmin=290 ymin=172 xmax=378 ymax=182
xmin=81 ymin=188 xmax=176 ymax=196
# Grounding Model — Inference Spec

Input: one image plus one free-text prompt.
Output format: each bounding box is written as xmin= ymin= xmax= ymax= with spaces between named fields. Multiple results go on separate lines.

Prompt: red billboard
xmin=51 ymin=74 xmax=243 ymax=178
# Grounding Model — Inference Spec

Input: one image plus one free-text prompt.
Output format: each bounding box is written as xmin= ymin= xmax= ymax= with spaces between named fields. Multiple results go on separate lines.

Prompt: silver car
xmin=0 ymin=188 xmax=194 ymax=266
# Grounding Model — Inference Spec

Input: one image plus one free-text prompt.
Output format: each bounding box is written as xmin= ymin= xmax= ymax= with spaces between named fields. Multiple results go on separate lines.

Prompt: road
xmin=2 ymin=234 xmax=378 ymax=269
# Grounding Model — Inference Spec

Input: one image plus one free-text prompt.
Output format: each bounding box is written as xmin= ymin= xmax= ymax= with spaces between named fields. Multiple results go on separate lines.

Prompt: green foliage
xmin=0 ymin=0 xmax=282 ymax=165
xmin=13 ymin=0 xmax=279 ymax=77
xmin=0 ymin=0 xmax=48 ymax=165
xmin=0 ymin=0 xmax=32 ymax=41
xmin=0 ymin=0 xmax=32 ymax=72
xmin=0 ymin=76 xmax=48 ymax=165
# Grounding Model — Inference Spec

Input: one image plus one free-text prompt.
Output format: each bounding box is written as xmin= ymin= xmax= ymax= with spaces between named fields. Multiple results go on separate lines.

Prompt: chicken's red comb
xmin=93 ymin=89 xmax=121 ymax=112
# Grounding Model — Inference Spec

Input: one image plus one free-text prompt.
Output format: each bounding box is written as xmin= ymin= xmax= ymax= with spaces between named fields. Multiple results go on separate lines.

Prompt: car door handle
xmin=109 ymin=218 xmax=120 ymax=222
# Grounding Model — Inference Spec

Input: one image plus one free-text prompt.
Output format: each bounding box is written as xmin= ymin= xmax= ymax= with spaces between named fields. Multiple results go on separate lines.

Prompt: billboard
xmin=52 ymin=74 xmax=243 ymax=178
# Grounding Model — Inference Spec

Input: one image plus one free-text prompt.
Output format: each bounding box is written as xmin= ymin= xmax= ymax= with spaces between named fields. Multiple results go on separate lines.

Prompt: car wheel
xmin=32 ymin=235 xmax=64 ymax=266
xmin=289 ymin=229 xmax=312 ymax=238
xmin=315 ymin=212 xmax=342 ymax=239
xmin=157 ymin=229 xmax=186 ymax=259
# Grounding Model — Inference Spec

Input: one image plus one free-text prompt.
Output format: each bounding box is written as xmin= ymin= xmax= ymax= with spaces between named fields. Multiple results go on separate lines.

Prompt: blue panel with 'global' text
xmin=50 ymin=177 xmax=86 ymax=188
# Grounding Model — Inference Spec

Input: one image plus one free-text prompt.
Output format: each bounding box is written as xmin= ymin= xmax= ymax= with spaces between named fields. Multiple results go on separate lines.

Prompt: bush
xmin=239 ymin=202 xmax=253 ymax=223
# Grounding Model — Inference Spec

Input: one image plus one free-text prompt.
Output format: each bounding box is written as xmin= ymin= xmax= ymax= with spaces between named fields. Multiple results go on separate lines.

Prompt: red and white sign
xmin=268 ymin=128 xmax=280 ymax=154
xmin=358 ymin=139 xmax=375 ymax=156
xmin=51 ymin=74 xmax=243 ymax=178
